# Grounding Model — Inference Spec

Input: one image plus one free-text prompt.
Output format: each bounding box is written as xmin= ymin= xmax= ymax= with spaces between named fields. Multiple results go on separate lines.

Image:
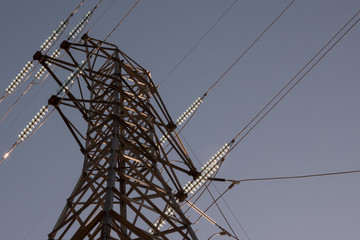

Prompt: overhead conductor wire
xmin=0 ymin=0 xmax=100 ymax=128
xmin=188 ymin=9 xmax=360 ymax=235
xmin=181 ymin=133 xmax=244 ymax=239
xmin=0 ymin=0 xmax=141 ymax=164
xmin=0 ymin=0 xmax=86 ymax=104
xmin=20 ymin=1 xmax=127 ymax=238
xmin=158 ymin=0 xmax=239 ymax=87
xmin=160 ymin=0 xmax=296 ymax=151
xmin=159 ymin=0 xmax=297 ymax=218
xmin=198 ymin=168 xmax=360 ymax=232
xmin=0 ymin=9 xmax=95 ymax=139
xmin=0 ymin=0 xmax=104 ymax=142
xmin=225 ymin=9 xmax=360 ymax=156
xmin=212 ymin=169 xmax=360 ymax=184
xmin=185 ymin=7 xmax=360 ymax=190
xmin=175 ymin=7 xmax=359 ymax=239
xmin=155 ymin=0 xmax=296 ymax=236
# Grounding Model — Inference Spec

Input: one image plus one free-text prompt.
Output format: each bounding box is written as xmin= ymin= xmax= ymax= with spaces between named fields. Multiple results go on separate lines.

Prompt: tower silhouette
xmin=34 ymin=34 xmax=199 ymax=240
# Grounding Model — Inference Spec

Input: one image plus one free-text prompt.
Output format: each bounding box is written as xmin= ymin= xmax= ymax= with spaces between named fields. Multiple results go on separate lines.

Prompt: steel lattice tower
xmin=33 ymin=34 xmax=199 ymax=240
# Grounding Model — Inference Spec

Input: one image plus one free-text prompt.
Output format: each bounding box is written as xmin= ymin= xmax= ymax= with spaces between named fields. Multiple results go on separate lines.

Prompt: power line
xmin=204 ymin=0 xmax=296 ymax=96
xmin=200 ymin=168 xmax=360 ymax=238
xmin=157 ymin=3 xmax=298 ymax=234
xmin=162 ymin=0 xmax=295 ymax=152
xmin=1 ymin=0 xmax=142 ymax=163
xmin=88 ymin=0 xmax=116 ymax=31
xmin=182 ymin=9 xmax=360 ymax=236
xmin=225 ymin=10 xmax=360 ymax=156
xmin=180 ymin=133 xmax=244 ymax=239
xmin=213 ymin=169 xmax=360 ymax=184
xmin=158 ymin=0 xmax=239 ymax=87
xmin=102 ymin=0 xmax=141 ymax=43
xmin=23 ymin=177 xmax=78 ymax=240
xmin=0 ymin=0 xmax=105 ymax=126
xmin=0 ymin=0 xmax=88 ymax=104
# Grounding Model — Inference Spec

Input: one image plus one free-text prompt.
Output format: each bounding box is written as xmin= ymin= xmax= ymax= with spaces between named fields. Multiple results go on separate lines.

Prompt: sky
xmin=0 ymin=0 xmax=359 ymax=239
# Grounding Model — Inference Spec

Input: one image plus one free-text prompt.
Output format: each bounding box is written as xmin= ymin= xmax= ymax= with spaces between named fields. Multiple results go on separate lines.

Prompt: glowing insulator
xmin=159 ymin=98 xmax=204 ymax=146
xmin=40 ymin=20 xmax=67 ymax=51
xmin=56 ymin=61 xmax=86 ymax=96
xmin=17 ymin=106 xmax=49 ymax=142
xmin=50 ymin=49 xmax=61 ymax=58
xmin=5 ymin=61 xmax=35 ymax=94
xmin=67 ymin=11 xmax=92 ymax=40
xmin=176 ymin=97 xmax=203 ymax=126
xmin=183 ymin=143 xmax=229 ymax=195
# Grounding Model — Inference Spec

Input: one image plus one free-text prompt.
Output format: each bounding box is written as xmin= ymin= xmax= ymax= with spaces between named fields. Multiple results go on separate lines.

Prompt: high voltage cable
xmin=181 ymin=131 xmax=250 ymax=239
xmin=215 ymin=186 xmax=251 ymax=240
xmin=193 ymin=168 xmax=360 ymax=236
xmin=182 ymin=162 xmax=236 ymax=236
xmin=0 ymin=0 xmax=104 ymax=127
xmin=0 ymin=0 xmax=105 ymax=149
xmin=158 ymin=0 xmax=239 ymax=87
xmin=154 ymin=2 xmax=297 ymax=234
xmin=88 ymin=0 xmax=116 ymax=31
xmin=225 ymin=10 xmax=360 ymax=157
xmin=0 ymin=0 xmax=87 ymax=104
xmin=211 ymin=169 xmax=360 ymax=184
xmin=102 ymin=0 xmax=141 ymax=43
xmin=180 ymin=134 xmax=241 ymax=239
xmin=170 ymin=8 xmax=359 ymax=237
xmin=205 ymin=0 xmax=296 ymax=96
xmin=160 ymin=0 xmax=295 ymax=148
xmin=193 ymin=10 xmax=360 ymax=210
xmin=190 ymin=10 xmax=360 ymax=231
xmin=193 ymin=181 xmax=236 ymax=227
xmin=23 ymin=177 xmax=78 ymax=240
xmin=195 ymin=168 xmax=360 ymax=229
xmin=159 ymin=0 xmax=296 ymax=198
xmin=180 ymin=132 xmax=249 ymax=239
xmin=0 ymin=23 xmax=95 ymax=140
xmin=0 ymin=0 xmax=141 ymax=163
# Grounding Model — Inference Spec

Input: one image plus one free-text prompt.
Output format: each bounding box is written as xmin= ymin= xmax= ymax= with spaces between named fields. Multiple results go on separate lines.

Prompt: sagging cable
xmin=1 ymin=60 xmax=86 ymax=163
xmin=150 ymin=142 xmax=231 ymax=234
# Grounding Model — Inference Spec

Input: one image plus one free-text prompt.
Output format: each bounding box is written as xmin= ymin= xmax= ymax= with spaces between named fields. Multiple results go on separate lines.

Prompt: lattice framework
xmin=33 ymin=35 xmax=199 ymax=240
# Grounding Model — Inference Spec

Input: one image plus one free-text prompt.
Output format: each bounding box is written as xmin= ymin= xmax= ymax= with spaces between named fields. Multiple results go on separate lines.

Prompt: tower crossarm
xmin=38 ymin=35 xmax=199 ymax=240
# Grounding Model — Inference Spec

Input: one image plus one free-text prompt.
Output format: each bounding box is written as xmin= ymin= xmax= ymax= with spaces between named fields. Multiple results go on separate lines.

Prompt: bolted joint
xmin=81 ymin=33 xmax=89 ymax=41
xmin=33 ymin=51 xmax=44 ymax=62
xmin=175 ymin=191 xmax=188 ymax=202
xmin=48 ymin=95 xmax=61 ymax=106
xmin=60 ymin=40 xmax=71 ymax=51
xmin=191 ymin=171 xmax=201 ymax=180
xmin=166 ymin=122 xmax=176 ymax=132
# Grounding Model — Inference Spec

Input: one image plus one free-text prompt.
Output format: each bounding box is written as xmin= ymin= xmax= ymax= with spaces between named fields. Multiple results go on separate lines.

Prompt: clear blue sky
xmin=0 ymin=0 xmax=359 ymax=239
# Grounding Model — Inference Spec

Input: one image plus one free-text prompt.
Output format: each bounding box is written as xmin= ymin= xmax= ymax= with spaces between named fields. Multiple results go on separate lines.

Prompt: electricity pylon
xmin=33 ymin=34 xmax=199 ymax=239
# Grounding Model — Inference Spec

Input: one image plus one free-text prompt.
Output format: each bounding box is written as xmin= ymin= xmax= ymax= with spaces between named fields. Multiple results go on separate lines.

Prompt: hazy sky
xmin=0 ymin=0 xmax=359 ymax=239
